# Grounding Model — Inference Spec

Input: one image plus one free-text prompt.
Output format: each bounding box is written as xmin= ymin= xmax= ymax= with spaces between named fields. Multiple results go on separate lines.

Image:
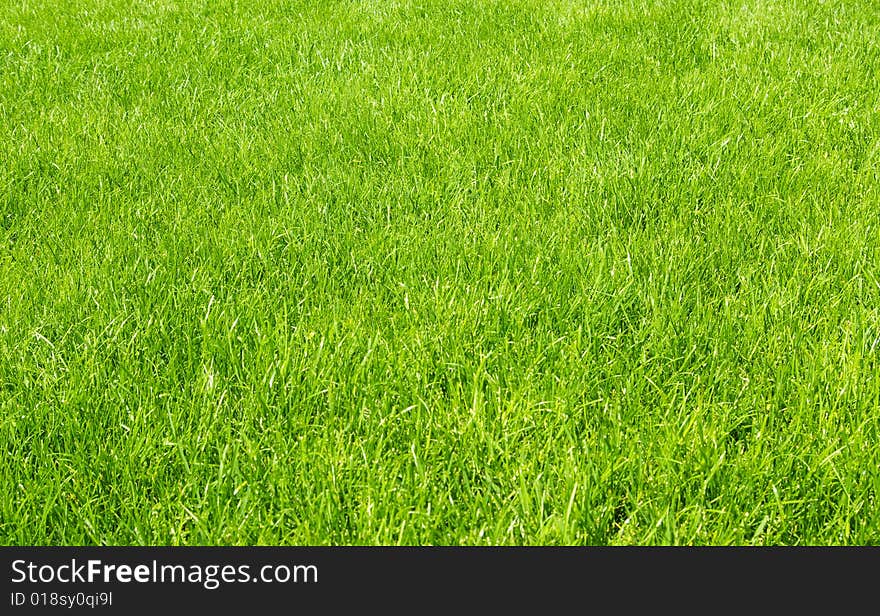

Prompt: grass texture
xmin=2 ymin=0 xmax=880 ymax=544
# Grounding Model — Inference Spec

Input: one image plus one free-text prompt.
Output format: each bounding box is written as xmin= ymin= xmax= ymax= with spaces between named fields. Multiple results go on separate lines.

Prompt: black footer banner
xmin=2 ymin=547 xmax=877 ymax=613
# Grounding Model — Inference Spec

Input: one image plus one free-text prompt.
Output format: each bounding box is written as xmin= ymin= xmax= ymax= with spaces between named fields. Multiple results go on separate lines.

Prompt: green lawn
xmin=2 ymin=0 xmax=880 ymax=544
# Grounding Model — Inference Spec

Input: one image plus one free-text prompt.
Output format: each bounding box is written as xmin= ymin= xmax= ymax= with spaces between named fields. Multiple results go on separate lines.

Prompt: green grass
xmin=2 ymin=0 xmax=880 ymax=545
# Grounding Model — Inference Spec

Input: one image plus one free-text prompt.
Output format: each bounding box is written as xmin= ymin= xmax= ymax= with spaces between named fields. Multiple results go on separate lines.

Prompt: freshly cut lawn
xmin=2 ymin=0 xmax=880 ymax=545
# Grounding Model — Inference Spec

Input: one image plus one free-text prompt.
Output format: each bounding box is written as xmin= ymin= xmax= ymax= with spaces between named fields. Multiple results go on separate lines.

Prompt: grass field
xmin=2 ymin=0 xmax=880 ymax=545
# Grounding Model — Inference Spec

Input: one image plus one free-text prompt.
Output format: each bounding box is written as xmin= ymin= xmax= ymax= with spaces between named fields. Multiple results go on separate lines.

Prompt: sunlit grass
xmin=2 ymin=0 xmax=880 ymax=544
